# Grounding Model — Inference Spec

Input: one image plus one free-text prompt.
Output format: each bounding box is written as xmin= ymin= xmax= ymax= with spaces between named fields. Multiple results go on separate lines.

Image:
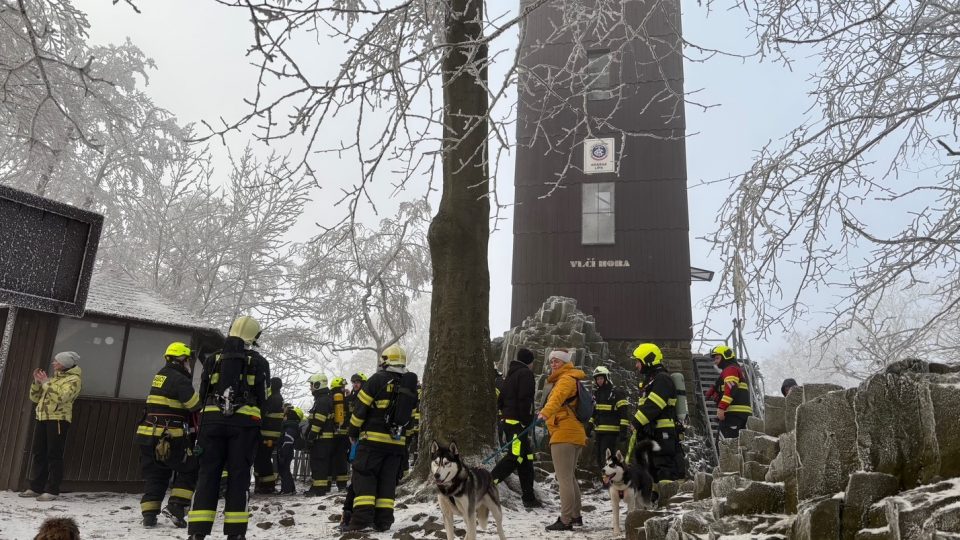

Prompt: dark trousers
xmin=139 ymin=441 xmax=197 ymax=516
xmin=490 ymin=421 xmax=536 ymax=501
xmin=332 ymin=436 xmax=351 ymax=489
xmin=719 ymin=413 xmax=749 ymax=439
xmin=645 ymin=428 xmax=685 ymax=482
xmin=29 ymin=420 xmax=69 ymax=495
xmin=277 ymin=443 xmax=295 ymax=494
xmin=187 ymin=423 xmax=258 ymax=536
xmin=308 ymin=438 xmax=333 ymax=493
xmin=350 ymin=445 xmax=403 ymax=530
xmin=253 ymin=437 xmax=278 ymax=491
xmin=594 ymin=431 xmax=620 ymax=467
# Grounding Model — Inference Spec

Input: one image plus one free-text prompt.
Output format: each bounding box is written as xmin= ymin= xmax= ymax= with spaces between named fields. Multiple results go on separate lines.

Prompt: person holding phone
xmin=20 ymin=351 xmax=82 ymax=501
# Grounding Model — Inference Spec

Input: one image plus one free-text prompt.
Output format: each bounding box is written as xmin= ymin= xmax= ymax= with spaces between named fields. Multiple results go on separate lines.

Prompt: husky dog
xmin=430 ymin=441 xmax=507 ymax=540
xmin=601 ymin=441 xmax=659 ymax=536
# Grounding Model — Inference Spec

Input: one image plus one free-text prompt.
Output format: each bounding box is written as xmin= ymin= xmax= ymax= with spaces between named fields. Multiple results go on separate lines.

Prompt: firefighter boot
xmin=142 ymin=514 xmax=157 ymax=528
xmin=163 ymin=503 xmax=188 ymax=528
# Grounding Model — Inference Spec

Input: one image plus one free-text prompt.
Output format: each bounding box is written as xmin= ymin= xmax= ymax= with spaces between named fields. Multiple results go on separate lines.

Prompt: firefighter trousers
xmin=253 ymin=436 xmax=279 ymax=491
xmin=139 ymin=440 xmax=197 ymax=516
xmin=187 ymin=423 xmax=258 ymax=537
xmin=490 ymin=422 xmax=536 ymax=501
xmin=308 ymin=438 xmax=334 ymax=493
xmin=332 ymin=436 xmax=351 ymax=489
xmin=594 ymin=431 xmax=620 ymax=468
xmin=277 ymin=443 xmax=295 ymax=494
xmin=350 ymin=445 xmax=403 ymax=530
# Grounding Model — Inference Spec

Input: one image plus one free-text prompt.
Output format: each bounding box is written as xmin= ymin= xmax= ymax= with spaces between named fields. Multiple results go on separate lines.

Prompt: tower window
xmin=582 ymin=182 xmax=615 ymax=245
xmin=585 ymin=50 xmax=612 ymax=100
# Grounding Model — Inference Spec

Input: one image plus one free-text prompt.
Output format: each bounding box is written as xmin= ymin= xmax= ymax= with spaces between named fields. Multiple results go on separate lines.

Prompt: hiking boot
xmin=342 ymin=522 xmax=371 ymax=532
xmin=545 ymin=518 xmax=573 ymax=531
xmin=522 ymin=497 xmax=544 ymax=509
xmin=374 ymin=523 xmax=391 ymax=532
xmin=142 ymin=514 xmax=158 ymax=528
xmin=36 ymin=493 xmax=58 ymax=501
xmin=164 ymin=504 xmax=188 ymax=528
xmin=572 ymin=516 xmax=583 ymax=527
xmin=18 ymin=489 xmax=39 ymax=498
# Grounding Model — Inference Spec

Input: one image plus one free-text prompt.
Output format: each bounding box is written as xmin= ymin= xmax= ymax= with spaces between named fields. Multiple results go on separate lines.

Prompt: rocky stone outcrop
xmin=842 ymin=472 xmax=900 ymax=540
xmin=693 ymin=471 xmax=713 ymax=501
xmin=764 ymin=395 xmax=787 ymax=437
xmin=795 ymin=387 xmax=860 ymax=500
xmin=794 ymin=495 xmax=841 ymax=540
xmin=718 ymin=481 xmax=786 ymax=516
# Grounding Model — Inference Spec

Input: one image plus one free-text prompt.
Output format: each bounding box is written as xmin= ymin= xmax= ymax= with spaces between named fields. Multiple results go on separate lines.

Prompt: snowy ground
xmin=0 ymin=479 xmax=628 ymax=540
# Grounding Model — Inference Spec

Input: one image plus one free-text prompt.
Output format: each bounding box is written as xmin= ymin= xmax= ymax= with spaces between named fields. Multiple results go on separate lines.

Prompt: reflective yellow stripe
xmin=361 ymin=431 xmax=406 ymax=445
xmin=313 ymin=413 xmax=328 ymax=422
xmin=647 ymin=392 xmax=667 ymax=409
xmin=224 ymin=511 xmax=249 ymax=524
xmin=656 ymin=418 xmax=675 ymax=429
xmin=358 ymin=390 xmax=373 ymax=406
xmin=312 ymin=479 xmax=330 ymax=487
xmin=350 ymin=415 xmax=364 ymax=427
xmin=594 ymin=404 xmax=613 ymax=411
xmin=723 ymin=376 xmax=740 ymax=383
xmin=374 ymin=399 xmax=391 ymax=409
xmin=184 ymin=393 xmax=200 ymax=410
xmin=667 ymin=398 xmax=677 ymax=406
xmin=141 ymin=501 xmax=161 ymax=511
xmin=237 ymin=405 xmax=260 ymax=417
xmin=336 ymin=475 xmax=350 ymax=481
xmin=170 ymin=488 xmax=193 ymax=499
xmin=354 ymin=495 xmax=375 ymax=507
xmin=511 ymin=437 xmax=521 ymax=457
xmin=146 ymin=395 xmax=186 ymax=409
xmin=620 ymin=419 xmax=630 ymax=426
xmin=728 ymin=405 xmax=753 ymax=414
xmin=615 ymin=400 xmax=630 ymax=408
xmin=261 ymin=430 xmax=281 ymax=438
xmin=720 ymin=396 xmax=734 ymax=404
xmin=504 ymin=419 xmax=520 ymax=425
xmin=258 ymin=474 xmax=278 ymax=482
xmin=136 ymin=426 xmax=185 ymax=437
xmin=310 ymin=425 xmax=321 ymax=433
xmin=738 ymin=382 xmax=749 ymax=389
xmin=211 ymin=373 xmax=220 ymax=384
xmin=204 ymin=405 xmax=220 ymax=413
xmin=320 ymin=433 xmax=334 ymax=439
xmin=375 ymin=498 xmax=394 ymax=509
xmin=188 ymin=510 xmax=216 ymax=523
xmin=634 ymin=410 xmax=650 ymax=426
xmin=246 ymin=375 xmax=256 ymax=385
xmin=596 ymin=425 xmax=620 ymax=432
xmin=266 ymin=412 xmax=285 ymax=419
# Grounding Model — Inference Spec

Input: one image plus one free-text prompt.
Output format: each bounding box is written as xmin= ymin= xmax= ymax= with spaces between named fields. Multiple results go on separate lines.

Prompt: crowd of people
xmin=20 ymin=317 xmax=759 ymax=538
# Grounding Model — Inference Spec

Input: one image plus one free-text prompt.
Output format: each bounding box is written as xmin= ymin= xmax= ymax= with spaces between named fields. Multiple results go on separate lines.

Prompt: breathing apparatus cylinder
xmin=670 ymin=372 xmax=688 ymax=419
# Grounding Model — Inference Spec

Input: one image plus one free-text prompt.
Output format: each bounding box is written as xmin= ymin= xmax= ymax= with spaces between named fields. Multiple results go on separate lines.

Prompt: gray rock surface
xmin=881 ymin=478 xmax=960 ymax=540
xmin=763 ymin=395 xmax=787 ymax=437
xmin=625 ymin=510 xmax=663 ymax=540
xmin=802 ymin=383 xmax=844 ymax=402
xmin=694 ymin=472 xmax=713 ymax=501
xmin=855 ymin=374 xmax=940 ymax=489
xmin=795 ymin=388 xmax=859 ymax=500
xmin=793 ymin=495 xmax=841 ymax=540
xmin=785 ymin=388 xmax=803 ymax=433
xmin=928 ymin=374 xmax=960 ymax=479
xmin=843 ymin=472 xmax=900 ymax=540
xmin=719 ymin=481 xmax=786 ymax=516
xmin=742 ymin=461 xmax=770 ymax=482
xmin=747 ymin=415 xmax=764 ymax=432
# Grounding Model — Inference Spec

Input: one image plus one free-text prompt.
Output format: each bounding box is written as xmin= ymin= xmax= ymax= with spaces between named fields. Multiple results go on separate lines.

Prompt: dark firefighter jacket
xmin=135 ymin=362 xmax=202 ymax=445
xmin=347 ymin=368 xmax=407 ymax=453
xmin=198 ymin=337 xmax=270 ymax=428
xmin=591 ymin=382 xmax=630 ymax=434
xmin=706 ymin=359 xmax=752 ymax=415
xmin=499 ymin=360 xmax=536 ymax=426
xmin=260 ymin=388 xmax=284 ymax=440
xmin=405 ymin=386 xmax=422 ymax=439
xmin=631 ymin=368 xmax=678 ymax=434
xmin=307 ymin=388 xmax=334 ymax=442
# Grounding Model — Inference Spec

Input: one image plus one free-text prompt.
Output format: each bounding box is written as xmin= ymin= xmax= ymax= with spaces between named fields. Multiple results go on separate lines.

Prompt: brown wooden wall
xmin=510 ymin=0 xmax=692 ymax=341
xmin=60 ymin=398 xmax=145 ymax=492
xmin=0 ymin=309 xmax=59 ymax=491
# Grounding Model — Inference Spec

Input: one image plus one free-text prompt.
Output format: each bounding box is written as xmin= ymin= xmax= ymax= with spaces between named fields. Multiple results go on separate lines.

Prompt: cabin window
xmin=117 ymin=326 xmax=191 ymax=399
xmin=582 ymin=182 xmax=615 ymax=245
xmin=53 ymin=319 xmax=125 ymax=397
xmin=585 ymin=50 xmax=612 ymax=100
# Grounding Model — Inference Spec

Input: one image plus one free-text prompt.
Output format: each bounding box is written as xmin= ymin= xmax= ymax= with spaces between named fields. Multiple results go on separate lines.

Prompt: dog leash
xmin=481 ymin=420 xmax=540 ymax=465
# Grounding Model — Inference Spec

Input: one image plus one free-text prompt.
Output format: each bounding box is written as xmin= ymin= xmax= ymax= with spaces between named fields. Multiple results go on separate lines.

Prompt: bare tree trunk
xmin=417 ymin=0 xmax=495 ymax=472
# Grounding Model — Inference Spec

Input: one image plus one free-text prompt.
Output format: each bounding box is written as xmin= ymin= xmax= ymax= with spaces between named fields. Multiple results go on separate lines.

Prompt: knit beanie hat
xmin=54 ymin=351 xmax=80 ymax=369
xmin=548 ymin=349 xmax=571 ymax=364
xmin=517 ymin=348 xmax=535 ymax=365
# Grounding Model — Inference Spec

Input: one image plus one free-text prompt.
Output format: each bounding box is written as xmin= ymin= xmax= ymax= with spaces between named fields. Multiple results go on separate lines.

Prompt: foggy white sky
xmin=76 ymin=0 xmax=819 ymax=374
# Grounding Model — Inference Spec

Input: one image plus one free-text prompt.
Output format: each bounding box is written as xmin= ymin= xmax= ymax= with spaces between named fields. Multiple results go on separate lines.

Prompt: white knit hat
xmin=54 ymin=351 xmax=80 ymax=369
xmin=548 ymin=349 xmax=572 ymax=364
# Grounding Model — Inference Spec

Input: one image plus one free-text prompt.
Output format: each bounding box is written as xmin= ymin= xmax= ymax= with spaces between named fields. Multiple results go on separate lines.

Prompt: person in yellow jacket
xmin=537 ymin=349 xmax=586 ymax=532
xmin=20 ymin=351 xmax=82 ymax=501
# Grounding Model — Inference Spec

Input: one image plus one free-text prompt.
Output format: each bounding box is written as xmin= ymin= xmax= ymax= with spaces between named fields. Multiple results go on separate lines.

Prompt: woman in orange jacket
xmin=537 ymin=349 xmax=587 ymax=531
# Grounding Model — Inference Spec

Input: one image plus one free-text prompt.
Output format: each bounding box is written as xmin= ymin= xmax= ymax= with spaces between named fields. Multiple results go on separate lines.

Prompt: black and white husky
xmin=601 ymin=442 xmax=659 ymax=536
xmin=430 ymin=441 xmax=507 ymax=540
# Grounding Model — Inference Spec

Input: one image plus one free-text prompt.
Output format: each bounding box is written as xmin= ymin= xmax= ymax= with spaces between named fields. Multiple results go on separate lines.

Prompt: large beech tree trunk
xmin=416 ymin=0 xmax=495 ymax=474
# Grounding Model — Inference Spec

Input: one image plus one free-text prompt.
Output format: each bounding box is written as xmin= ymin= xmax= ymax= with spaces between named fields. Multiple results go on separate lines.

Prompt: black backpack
xmin=564 ymin=377 xmax=595 ymax=423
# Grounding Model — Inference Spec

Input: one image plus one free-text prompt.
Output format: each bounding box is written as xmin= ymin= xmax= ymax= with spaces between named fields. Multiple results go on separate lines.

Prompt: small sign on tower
xmin=584 ymin=137 xmax=616 ymax=174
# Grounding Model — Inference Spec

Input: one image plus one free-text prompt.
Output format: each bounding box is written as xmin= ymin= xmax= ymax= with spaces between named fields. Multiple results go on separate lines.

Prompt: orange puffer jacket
xmin=540 ymin=363 xmax=587 ymax=446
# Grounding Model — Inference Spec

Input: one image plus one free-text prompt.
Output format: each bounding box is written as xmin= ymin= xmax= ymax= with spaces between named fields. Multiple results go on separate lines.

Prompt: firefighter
xmin=187 ymin=315 xmax=270 ymax=540
xmin=330 ymin=376 xmax=351 ymax=490
xmin=305 ymin=373 xmax=334 ymax=496
xmin=704 ymin=345 xmax=753 ymax=439
xmin=490 ymin=347 xmax=541 ymax=508
xmin=277 ymin=404 xmax=303 ymax=495
xmin=630 ymin=343 xmax=685 ymax=482
xmin=343 ymin=345 xmax=418 ymax=533
xmin=254 ymin=377 xmax=284 ymax=494
xmin=589 ymin=365 xmax=631 ymax=468
xmin=134 ymin=342 xmax=201 ymax=528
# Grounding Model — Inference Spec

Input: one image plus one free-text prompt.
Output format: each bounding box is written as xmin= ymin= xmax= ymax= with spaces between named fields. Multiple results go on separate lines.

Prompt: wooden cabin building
xmin=0 ymin=268 xmax=221 ymax=492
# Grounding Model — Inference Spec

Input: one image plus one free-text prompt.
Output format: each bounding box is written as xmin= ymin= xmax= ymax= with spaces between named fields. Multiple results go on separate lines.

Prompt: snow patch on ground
xmin=0 ymin=481 xmax=632 ymax=540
